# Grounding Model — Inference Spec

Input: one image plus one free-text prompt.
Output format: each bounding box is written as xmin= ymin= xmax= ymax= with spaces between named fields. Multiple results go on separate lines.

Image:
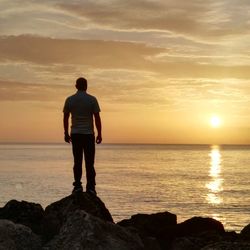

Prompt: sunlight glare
xmin=210 ymin=116 xmax=221 ymax=128
xmin=206 ymin=146 xmax=223 ymax=205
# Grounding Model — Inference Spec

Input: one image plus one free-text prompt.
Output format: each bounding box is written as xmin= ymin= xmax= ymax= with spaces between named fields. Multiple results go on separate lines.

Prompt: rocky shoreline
xmin=0 ymin=193 xmax=249 ymax=250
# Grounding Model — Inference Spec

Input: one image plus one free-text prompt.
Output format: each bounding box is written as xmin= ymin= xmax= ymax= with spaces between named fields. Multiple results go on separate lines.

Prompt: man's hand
xmin=63 ymin=113 xmax=71 ymax=143
xmin=64 ymin=133 xmax=71 ymax=143
xmin=96 ymin=134 xmax=102 ymax=144
xmin=94 ymin=112 xmax=102 ymax=144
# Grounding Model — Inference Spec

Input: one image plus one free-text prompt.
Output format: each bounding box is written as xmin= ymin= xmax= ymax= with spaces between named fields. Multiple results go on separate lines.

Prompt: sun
xmin=210 ymin=116 xmax=221 ymax=128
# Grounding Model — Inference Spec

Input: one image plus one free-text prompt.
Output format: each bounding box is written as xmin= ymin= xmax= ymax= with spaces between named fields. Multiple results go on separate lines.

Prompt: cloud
xmin=2 ymin=0 xmax=250 ymax=44
xmin=0 ymin=80 xmax=69 ymax=102
xmin=57 ymin=0 xmax=250 ymax=41
xmin=0 ymin=35 xmax=164 ymax=69
xmin=1 ymin=35 xmax=250 ymax=81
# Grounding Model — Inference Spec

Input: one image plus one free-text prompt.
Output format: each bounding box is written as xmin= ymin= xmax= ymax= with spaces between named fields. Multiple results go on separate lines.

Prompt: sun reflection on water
xmin=206 ymin=145 xmax=223 ymax=204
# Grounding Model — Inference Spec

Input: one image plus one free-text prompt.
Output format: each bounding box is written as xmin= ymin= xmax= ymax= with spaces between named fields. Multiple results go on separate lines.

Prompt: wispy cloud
xmin=0 ymin=35 xmax=163 ymax=67
xmin=1 ymin=35 xmax=250 ymax=81
xmin=2 ymin=0 xmax=250 ymax=43
xmin=57 ymin=0 xmax=250 ymax=41
xmin=0 ymin=80 xmax=69 ymax=102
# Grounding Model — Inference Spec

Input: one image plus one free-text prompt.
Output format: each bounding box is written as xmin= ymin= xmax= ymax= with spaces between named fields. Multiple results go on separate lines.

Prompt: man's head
xmin=76 ymin=77 xmax=87 ymax=91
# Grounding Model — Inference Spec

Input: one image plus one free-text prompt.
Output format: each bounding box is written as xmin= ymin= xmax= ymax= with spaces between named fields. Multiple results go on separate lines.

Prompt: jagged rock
xmin=0 ymin=219 xmax=42 ymax=250
xmin=241 ymin=223 xmax=250 ymax=241
xmin=172 ymin=239 xmax=250 ymax=250
xmin=171 ymin=231 xmax=227 ymax=250
xmin=44 ymin=210 xmax=144 ymax=250
xmin=118 ymin=211 xmax=177 ymax=249
xmin=0 ymin=200 xmax=44 ymax=234
xmin=42 ymin=192 xmax=113 ymax=239
xmin=175 ymin=217 xmax=225 ymax=237
xmin=169 ymin=219 xmax=226 ymax=250
xmin=141 ymin=237 xmax=162 ymax=250
xmin=171 ymin=231 xmax=243 ymax=250
xmin=201 ymin=241 xmax=250 ymax=250
xmin=170 ymin=237 xmax=199 ymax=250
xmin=1 ymin=195 xmax=249 ymax=250
xmin=118 ymin=212 xmax=177 ymax=236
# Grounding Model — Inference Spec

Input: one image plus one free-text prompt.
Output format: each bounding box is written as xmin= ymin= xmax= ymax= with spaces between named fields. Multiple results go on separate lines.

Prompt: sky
xmin=0 ymin=0 xmax=250 ymax=144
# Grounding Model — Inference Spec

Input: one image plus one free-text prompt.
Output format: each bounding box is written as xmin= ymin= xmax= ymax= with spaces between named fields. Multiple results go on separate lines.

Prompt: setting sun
xmin=210 ymin=116 xmax=221 ymax=128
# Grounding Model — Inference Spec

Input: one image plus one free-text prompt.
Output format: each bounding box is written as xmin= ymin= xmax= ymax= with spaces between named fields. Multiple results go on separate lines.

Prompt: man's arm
xmin=94 ymin=112 xmax=102 ymax=144
xmin=63 ymin=112 xmax=71 ymax=143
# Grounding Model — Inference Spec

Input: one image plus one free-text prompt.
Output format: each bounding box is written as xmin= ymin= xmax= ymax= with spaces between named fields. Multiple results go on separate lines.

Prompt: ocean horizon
xmin=0 ymin=143 xmax=249 ymax=232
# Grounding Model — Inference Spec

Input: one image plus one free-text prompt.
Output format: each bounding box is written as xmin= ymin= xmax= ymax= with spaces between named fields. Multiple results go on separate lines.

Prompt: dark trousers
xmin=71 ymin=134 xmax=96 ymax=190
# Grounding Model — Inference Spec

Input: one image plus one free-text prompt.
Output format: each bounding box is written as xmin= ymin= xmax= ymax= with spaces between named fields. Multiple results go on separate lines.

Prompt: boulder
xmin=201 ymin=241 xmax=250 ymax=250
xmin=44 ymin=210 xmax=144 ymax=250
xmin=0 ymin=219 xmax=42 ymax=250
xmin=42 ymin=192 xmax=113 ymax=239
xmin=118 ymin=212 xmax=177 ymax=236
xmin=241 ymin=223 xmax=250 ymax=241
xmin=175 ymin=217 xmax=225 ymax=237
xmin=171 ymin=231 xmax=227 ymax=250
xmin=0 ymin=200 xmax=44 ymax=235
xmin=118 ymin=211 xmax=177 ymax=249
xmin=171 ymin=231 xmax=244 ymax=250
xmin=170 ymin=237 xmax=199 ymax=250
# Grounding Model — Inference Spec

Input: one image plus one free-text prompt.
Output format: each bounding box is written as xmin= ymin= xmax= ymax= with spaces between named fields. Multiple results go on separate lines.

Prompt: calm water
xmin=0 ymin=143 xmax=249 ymax=232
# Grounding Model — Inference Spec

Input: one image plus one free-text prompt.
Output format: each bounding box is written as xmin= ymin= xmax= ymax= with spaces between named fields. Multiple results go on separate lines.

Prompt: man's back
xmin=64 ymin=91 xmax=100 ymax=134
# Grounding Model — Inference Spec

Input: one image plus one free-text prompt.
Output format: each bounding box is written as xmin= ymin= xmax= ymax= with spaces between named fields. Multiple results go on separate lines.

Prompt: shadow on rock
xmin=0 ymin=200 xmax=44 ymax=235
xmin=0 ymin=219 xmax=42 ymax=250
xmin=175 ymin=217 xmax=225 ymax=237
xmin=42 ymin=192 xmax=113 ymax=240
xmin=44 ymin=210 xmax=143 ymax=250
xmin=118 ymin=211 xmax=177 ymax=249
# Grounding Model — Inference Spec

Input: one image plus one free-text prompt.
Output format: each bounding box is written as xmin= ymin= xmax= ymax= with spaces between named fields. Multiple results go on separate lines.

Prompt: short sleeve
xmin=93 ymin=98 xmax=101 ymax=113
xmin=63 ymin=98 xmax=70 ymax=113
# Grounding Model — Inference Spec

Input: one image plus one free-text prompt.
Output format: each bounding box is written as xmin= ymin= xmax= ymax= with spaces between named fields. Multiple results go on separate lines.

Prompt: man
xmin=63 ymin=77 xmax=102 ymax=195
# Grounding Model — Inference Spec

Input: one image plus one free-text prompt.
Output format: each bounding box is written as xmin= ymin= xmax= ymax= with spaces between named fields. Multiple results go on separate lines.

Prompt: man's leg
xmin=83 ymin=134 xmax=96 ymax=192
xmin=71 ymin=134 xmax=84 ymax=189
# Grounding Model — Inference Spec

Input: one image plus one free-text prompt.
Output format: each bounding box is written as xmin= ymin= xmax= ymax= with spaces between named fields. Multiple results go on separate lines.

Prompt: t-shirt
xmin=63 ymin=91 xmax=101 ymax=134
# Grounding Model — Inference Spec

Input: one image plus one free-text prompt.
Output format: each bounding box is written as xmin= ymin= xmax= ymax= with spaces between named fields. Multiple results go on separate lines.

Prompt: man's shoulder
xmin=86 ymin=93 xmax=98 ymax=101
xmin=66 ymin=93 xmax=78 ymax=101
xmin=65 ymin=92 xmax=98 ymax=104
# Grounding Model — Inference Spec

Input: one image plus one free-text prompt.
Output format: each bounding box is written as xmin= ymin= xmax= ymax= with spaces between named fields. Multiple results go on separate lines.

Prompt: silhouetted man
xmin=63 ymin=77 xmax=102 ymax=195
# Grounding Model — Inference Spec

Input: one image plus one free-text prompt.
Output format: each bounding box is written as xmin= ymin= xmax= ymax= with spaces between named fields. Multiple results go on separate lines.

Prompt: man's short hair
xmin=76 ymin=77 xmax=87 ymax=90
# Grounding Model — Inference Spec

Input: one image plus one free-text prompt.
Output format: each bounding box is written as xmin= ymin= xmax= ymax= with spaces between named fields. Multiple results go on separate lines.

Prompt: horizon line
xmin=0 ymin=142 xmax=250 ymax=146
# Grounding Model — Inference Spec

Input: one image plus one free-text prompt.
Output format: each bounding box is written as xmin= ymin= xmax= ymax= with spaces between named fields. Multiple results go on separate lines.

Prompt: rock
xmin=42 ymin=192 xmax=113 ymax=240
xmin=0 ymin=219 xmax=42 ymax=250
xmin=171 ymin=231 xmax=226 ymax=250
xmin=118 ymin=212 xmax=177 ymax=236
xmin=170 ymin=224 xmax=240 ymax=250
xmin=171 ymin=230 xmax=245 ymax=250
xmin=162 ymin=217 xmax=225 ymax=250
xmin=175 ymin=217 xmax=225 ymax=237
xmin=44 ymin=210 xmax=144 ymax=250
xmin=201 ymin=241 xmax=250 ymax=250
xmin=1 ymin=195 xmax=248 ymax=250
xmin=118 ymin=211 xmax=177 ymax=249
xmin=0 ymin=200 xmax=44 ymax=235
xmin=141 ymin=237 xmax=162 ymax=250
xmin=241 ymin=223 xmax=250 ymax=241
xmin=170 ymin=237 xmax=199 ymax=250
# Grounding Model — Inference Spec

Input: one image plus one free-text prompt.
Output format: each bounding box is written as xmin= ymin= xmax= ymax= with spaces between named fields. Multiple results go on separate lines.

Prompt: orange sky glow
xmin=0 ymin=0 xmax=250 ymax=144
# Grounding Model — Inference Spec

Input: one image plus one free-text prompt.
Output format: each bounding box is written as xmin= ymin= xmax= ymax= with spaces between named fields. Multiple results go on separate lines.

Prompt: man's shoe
xmin=72 ymin=186 xmax=83 ymax=193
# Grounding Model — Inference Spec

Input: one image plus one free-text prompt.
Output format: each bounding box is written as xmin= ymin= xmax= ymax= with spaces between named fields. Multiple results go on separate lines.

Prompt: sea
xmin=0 ymin=143 xmax=249 ymax=232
